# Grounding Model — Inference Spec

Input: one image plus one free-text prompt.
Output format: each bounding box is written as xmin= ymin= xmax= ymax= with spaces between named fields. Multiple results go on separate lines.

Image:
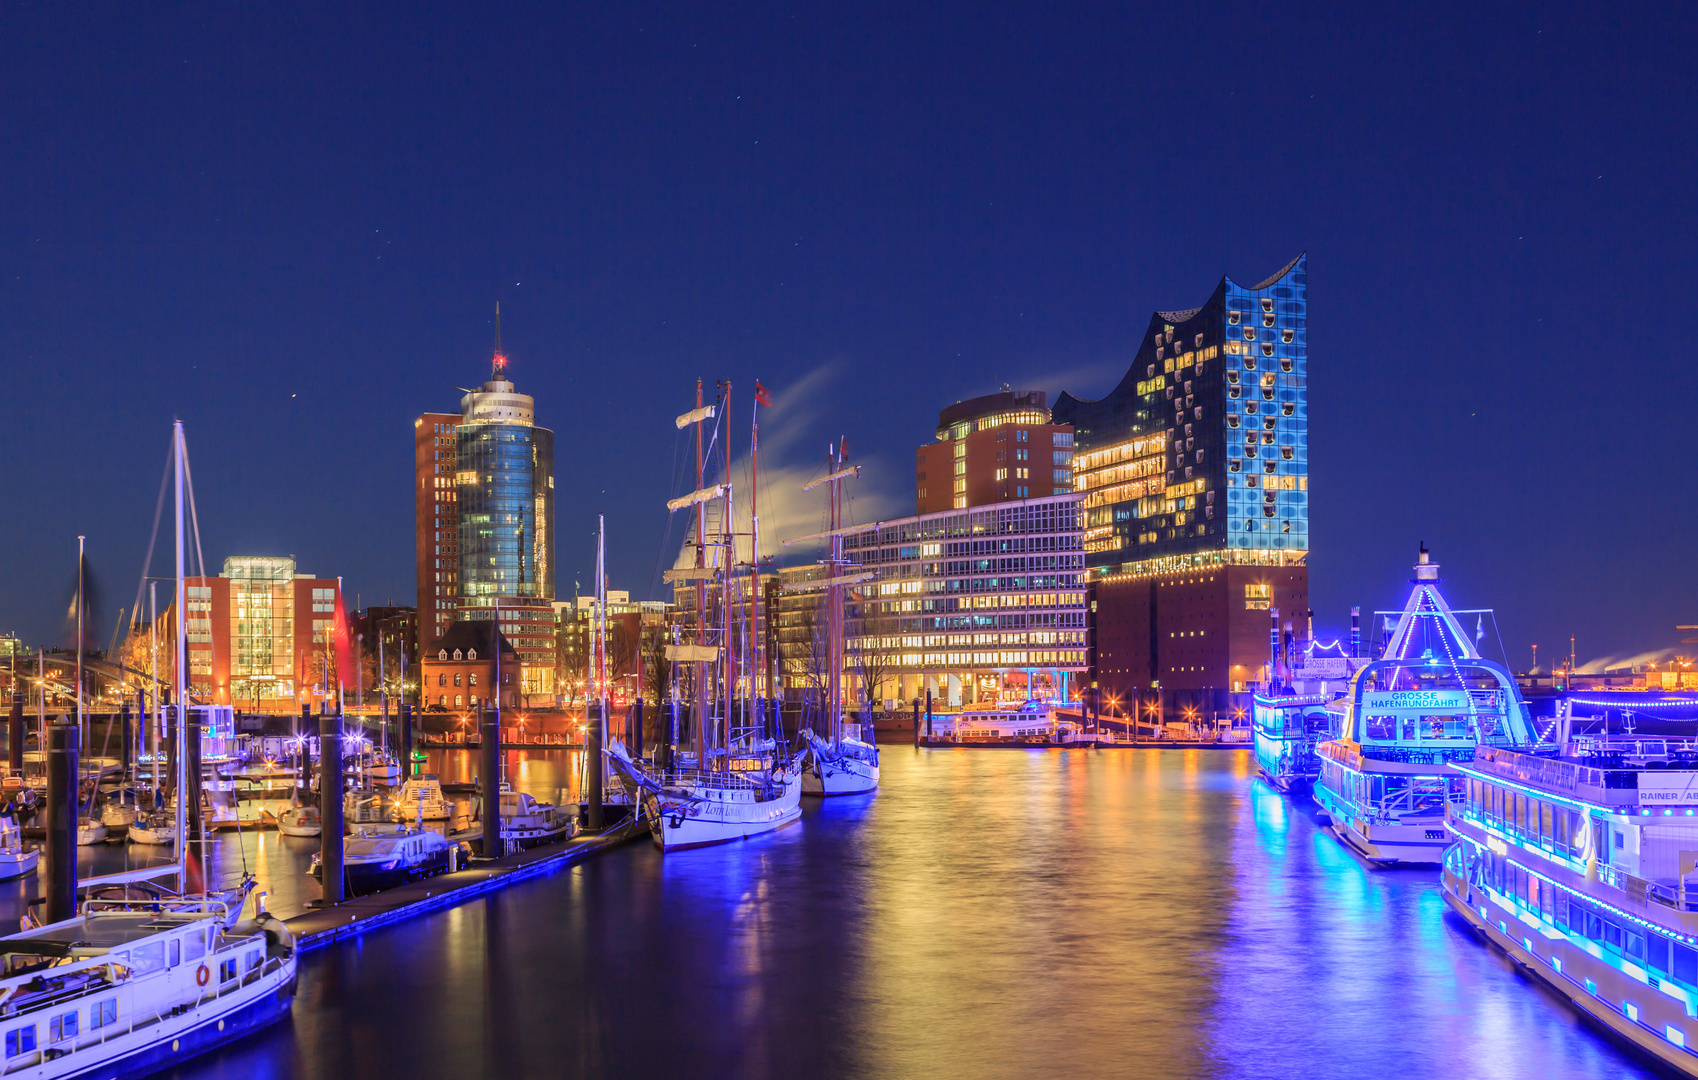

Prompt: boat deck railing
xmin=1359 ymin=744 xmax=1478 ymax=766
xmin=1473 ymin=745 xmax=1641 ymax=803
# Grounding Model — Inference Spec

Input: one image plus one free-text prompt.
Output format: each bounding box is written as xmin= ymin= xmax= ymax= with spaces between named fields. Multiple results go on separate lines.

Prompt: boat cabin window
xmin=220 ymin=958 xmax=238 ymax=982
xmin=247 ymin=949 xmax=262 ymax=972
xmin=5 ymin=1024 xmax=36 ymax=1058
xmin=168 ymin=939 xmax=180 ymax=968
xmin=131 ymin=941 xmax=165 ymax=975
xmin=48 ymin=1010 xmax=77 ymax=1044
xmin=184 ymin=929 xmax=206 ymax=962
xmin=91 ymin=998 xmax=116 ymax=1030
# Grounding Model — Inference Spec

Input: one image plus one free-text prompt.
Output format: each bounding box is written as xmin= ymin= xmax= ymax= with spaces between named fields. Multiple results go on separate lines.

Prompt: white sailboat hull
xmin=801 ymin=755 xmax=879 ymax=796
xmin=646 ymin=772 xmax=803 ymax=852
xmin=127 ymin=824 xmax=177 ymax=846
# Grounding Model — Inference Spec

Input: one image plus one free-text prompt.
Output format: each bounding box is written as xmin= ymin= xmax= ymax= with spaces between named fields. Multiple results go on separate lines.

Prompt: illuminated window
xmin=1261 ymin=298 xmax=1274 ymax=313
xmin=1281 ymin=329 xmax=1294 ymax=344
xmin=1262 ymin=313 xmax=1275 ymax=327
xmin=1228 ymin=311 xmax=1241 ymax=325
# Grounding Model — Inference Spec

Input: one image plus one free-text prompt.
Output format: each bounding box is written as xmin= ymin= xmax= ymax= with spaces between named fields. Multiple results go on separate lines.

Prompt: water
xmin=161 ymin=748 xmax=1653 ymax=1079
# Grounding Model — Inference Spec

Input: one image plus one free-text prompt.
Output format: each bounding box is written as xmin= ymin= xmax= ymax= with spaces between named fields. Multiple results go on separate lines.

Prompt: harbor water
xmin=138 ymin=747 xmax=1653 ymax=1079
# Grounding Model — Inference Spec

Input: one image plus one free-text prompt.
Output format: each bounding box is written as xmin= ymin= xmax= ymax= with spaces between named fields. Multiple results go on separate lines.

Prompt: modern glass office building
xmin=452 ymin=347 xmax=557 ymax=697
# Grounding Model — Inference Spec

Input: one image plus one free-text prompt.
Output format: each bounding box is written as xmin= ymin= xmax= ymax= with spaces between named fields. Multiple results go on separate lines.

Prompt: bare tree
xmin=847 ymin=605 xmax=899 ymax=719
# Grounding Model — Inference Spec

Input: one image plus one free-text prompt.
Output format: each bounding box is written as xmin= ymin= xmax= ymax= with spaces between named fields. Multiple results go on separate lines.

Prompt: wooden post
xmin=318 ymin=712 xmax=344 ymax=904
xmin=586 ymin=700 xmax=604 ymax=831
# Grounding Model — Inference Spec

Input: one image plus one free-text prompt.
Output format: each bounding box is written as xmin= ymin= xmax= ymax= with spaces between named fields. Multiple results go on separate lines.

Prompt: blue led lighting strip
xmin=1456 ymin=831 xmax=1698 ymax=944
xmin=1451 ymin=762 xmax=1616 ymax=814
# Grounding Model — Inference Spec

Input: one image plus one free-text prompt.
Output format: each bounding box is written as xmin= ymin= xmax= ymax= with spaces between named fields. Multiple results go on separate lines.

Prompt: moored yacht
xmin=800 ymin=729 xmax=880 ymax=794
xmin=310 ymin=826 xmax=454 ymax=894
xmin=0 ymin=817 xmax=38 ymax=881
xmin=1312 ymin=546 xmax=1538 ymax=865
xmin=393 ymin=776 xmax=451 ymax=822
xmin=1444 ymin=725 xmax=1698 ymax=1075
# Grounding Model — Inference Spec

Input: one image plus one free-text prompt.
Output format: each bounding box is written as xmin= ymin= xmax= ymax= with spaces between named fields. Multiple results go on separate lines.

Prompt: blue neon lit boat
xmin=1252 ymin=693 xmax=1341 ymax=792
xmin=1311 ymin=546 xmax=1538 ymax=865
xmin=1443 ymin=726 xmax=1698 ymax=1075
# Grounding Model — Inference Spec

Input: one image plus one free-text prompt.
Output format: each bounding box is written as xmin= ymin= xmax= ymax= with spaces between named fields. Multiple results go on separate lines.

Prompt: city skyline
xmin=1 ymin=5 xmax=1691 ymax=671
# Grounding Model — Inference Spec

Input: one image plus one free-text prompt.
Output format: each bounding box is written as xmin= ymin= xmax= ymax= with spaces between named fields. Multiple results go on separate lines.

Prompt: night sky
xmin=2 ymin=4 xmax=1691 ymax=671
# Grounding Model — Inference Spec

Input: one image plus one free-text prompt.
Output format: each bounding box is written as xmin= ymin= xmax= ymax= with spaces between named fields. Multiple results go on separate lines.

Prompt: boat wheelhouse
xmin=1444 ymin=731 xmax=1698 ymax=1076
xmin=1252 ymin=693 xmax=1339 ymax=791
xmin=1312 ymin=546 xmax=1537 ymax=865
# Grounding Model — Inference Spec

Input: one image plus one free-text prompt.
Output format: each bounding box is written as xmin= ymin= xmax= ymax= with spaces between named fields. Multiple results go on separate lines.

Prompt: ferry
xmin=1252 ymin=693 xmax=1340 ymax=792
xmin=1444 ymin=728 xmax=1698 ymax=1076
xmin=0 ymin=894 xmax=295 ymax=1079
xmin=1312 ymin=546 xmax=1538 ymax=865
xmin=936 ymin=701 xmax=1092 ymax=747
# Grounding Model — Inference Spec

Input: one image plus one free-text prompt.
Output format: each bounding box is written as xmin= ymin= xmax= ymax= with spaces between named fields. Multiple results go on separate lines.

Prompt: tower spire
xmin=492 ymin=302 xmax=506 ymax=380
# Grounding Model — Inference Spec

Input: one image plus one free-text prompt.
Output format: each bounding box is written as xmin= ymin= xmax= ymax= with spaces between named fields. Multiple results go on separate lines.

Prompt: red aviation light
xmin=493 ymin=350 xmax=508 ymax=368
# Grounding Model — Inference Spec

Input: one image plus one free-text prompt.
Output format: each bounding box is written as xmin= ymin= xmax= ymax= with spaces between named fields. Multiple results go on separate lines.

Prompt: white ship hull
xmin=801 ymin=754 xmax=879 ymax=796
xmin=646 ymin=772 xmax=803 ymax=852
xmin=127 ymin=824 xmax=176 ymax=846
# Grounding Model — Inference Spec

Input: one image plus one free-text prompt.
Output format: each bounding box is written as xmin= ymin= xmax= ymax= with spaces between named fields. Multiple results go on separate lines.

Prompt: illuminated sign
xmin=1637 ymin=773 xmax=1698 ymax=803
xmin=1362 ymin=690 xmax=1470 ymax=711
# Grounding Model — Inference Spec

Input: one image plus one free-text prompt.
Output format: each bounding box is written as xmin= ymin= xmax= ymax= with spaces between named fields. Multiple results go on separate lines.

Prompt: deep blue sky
xmin=2 ymin=3 xmax=1692 ymax=670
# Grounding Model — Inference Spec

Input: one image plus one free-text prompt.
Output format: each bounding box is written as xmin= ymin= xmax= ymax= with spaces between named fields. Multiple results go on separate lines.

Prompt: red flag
xmin=840 ymin=437 xmax=850 ymax=461
xmin=332 ymin=582 xmax=358 ymax=694
xmin=754 ymin=381 xmax=773 ymax=407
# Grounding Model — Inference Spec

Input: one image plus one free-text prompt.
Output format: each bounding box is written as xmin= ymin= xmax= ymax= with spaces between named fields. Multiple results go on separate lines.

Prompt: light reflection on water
xmin=169 ymin=749 xmax=1653 ymax=1080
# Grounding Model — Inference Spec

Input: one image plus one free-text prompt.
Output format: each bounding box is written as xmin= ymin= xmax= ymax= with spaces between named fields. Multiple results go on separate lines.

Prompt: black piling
xmin=398 ymin=703 xmax=414 ymax=778
xmin=185 ymin=709 xmax=204 ymax=844
xmin=631 ymin=699 xmax=644 ymax=759
xmin=318 ymin=712 xmax=344 ymax=905
xmin=45 ymin=721 xmax=77 ymax=924
xmin=925 ymin=689 xmax=933 ymax=742
xmin=7 ymin=692 xmax=22 ymax=776
xmin=119 ymin=701 xmax=132 ymax=780
xmin=586 ymin=701 xmax=604 ymax=832
xmin=480 ymin=705 xmax=500 ymax=858
xmin=164 ymin=703 xmax=178 ymax=808
xmin=913 ymin=696 xmax=921 ymax=748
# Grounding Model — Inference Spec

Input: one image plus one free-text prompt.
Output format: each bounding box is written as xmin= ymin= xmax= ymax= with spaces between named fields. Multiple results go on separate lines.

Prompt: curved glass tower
xmin=452 ymin=338 xmax=557 ymax=699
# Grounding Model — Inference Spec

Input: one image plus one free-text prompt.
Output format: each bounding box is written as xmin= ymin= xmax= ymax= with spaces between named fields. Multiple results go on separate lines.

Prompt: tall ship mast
xmin=604 ymin=380 xmax=802 ymax=851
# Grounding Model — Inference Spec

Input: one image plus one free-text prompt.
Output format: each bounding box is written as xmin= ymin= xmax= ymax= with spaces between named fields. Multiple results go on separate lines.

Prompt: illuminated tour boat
xmin=937 ymin=700 xmax=1091 ymax=746
xmin=1311 ymin=546 xmax=1538 ymax=865
xmin=1444 ymin=719 xmax=1698 ymax=1075
xmin=0 ymin=895 xmax=295 ymax=1079
xmin=1252 ymin=693 xmax=1340 ymax=791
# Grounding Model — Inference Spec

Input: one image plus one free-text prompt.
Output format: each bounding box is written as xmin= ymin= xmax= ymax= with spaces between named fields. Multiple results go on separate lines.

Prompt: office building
xmin=914 ymin=390 xmax=1074 ymax=514
xmin=415 ymin=412 xmax=463 ymax=657
xmin=555 ymin=590 xmax=670 ymax=708
xmin=149 ymin=556 xmax=342 ymax=709
xmin=776 ymin=493 xmax=1087 ymax=709
xmin=1051 ymin=255 xmax=1310 ymax=714
xmin=415 ymin=321 xmax=559 ymax=700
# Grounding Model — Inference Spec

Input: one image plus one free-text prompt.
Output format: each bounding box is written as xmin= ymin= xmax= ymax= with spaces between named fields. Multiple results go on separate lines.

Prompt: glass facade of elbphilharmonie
xmin=1052 ymin=253 xmax=1308 ymax=575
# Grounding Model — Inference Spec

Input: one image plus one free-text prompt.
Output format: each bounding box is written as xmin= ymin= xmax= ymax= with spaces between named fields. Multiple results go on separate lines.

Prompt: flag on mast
xmin=754 ymin=381 xmax=773 ymax=407
xmin=332 ymin=580 xmax=358 ymax=693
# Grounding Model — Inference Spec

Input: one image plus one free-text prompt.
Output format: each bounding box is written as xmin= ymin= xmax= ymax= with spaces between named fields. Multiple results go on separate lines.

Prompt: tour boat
xmin=495 ymin=790 xmax=574 ymax=847
xmin=0 ymin=817 xmax=38 ymax=881
xmin=800 ymin=730 xmax=880 ymax=795
xmin=393 ymin=776 xmax=451 ymax=822
xmin=0 ymin=893 xmax=296 ymax=1080
xmin=127 ymin=812 xmax=176 ymax=847
xmin=1252 ymin=693 xmax=1341 ymax=792
xmin=276 ymin=804 xmax=321 ymax=838
xmin=1312 ymin=547 xmax=1537 ymax=865
xmin=606 ymin=739 xmax=802 ymax=852
xmin=935 ymin=702 xmax=1093 ymax=747
xmin=1443 ymin=722 xmax=1698 ymax=1076
xmin=311 ymin=826 xmax=454 ymax=894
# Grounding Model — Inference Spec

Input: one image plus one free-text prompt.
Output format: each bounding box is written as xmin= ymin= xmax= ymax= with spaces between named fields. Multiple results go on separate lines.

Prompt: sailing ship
xmin=1311 ymin=546 xmax=1539 ymax=865
xmin=789 ymin=441 xmax=880 ymax=796
xmin=604 ymin=380 xmax=803 ymax=851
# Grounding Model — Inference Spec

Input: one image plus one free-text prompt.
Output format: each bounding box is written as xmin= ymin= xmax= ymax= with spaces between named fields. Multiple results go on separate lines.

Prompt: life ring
xmin=195 ymin=964 xmax=210 ymax=988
